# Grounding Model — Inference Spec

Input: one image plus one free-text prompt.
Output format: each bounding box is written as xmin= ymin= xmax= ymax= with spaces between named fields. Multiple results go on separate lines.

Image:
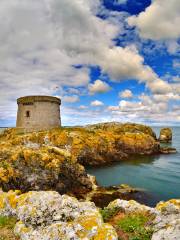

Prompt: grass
xmin=100 ymin=207 xmax=154 ymax=240
xmin=117 ymin=213 xmax=153 ymax=240
xmin=100 ymin=207 xmax=121 ymax=222
xmin=0 ymin=216 xmax=19 ymax=240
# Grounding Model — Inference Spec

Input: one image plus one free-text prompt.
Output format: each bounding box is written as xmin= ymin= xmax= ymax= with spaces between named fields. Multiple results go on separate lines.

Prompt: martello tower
xmin=16 ymin=96 xmax=61 ymax=131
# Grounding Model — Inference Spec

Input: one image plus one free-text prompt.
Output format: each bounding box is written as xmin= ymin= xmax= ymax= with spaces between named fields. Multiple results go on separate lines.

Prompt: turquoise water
xmin=87 ymin=127 xmax=180 ymax=202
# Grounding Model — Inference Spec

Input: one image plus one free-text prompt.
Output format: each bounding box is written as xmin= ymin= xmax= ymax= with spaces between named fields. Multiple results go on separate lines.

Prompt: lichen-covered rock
xmin=1 ymin=189 xmax=180 ymax=240
xmin=159 ymin=127 xmax=172 ymax=143
xmin=0 ymin=143 xmax=92 ymax=196
xmin=152 ymin=199 xmax=180 ymax=240
xmin=86 ymin=184 xmax=156 ymax=208
xmin=0 ymin=123 xmax=161 ymax=194
xmin=106 ymin=198 xmax=180 ymax=240
xmin=16 ymin=191 xmax=98 ymax=226
xmin=0 ymin=190 xmax=118 ymax=240
xmin=86 ymin=122 xmax=157 ymax=139
xmin=0 ymin=189 xmax=21 ymax=216
xmin=160 ymin=146 xmax=177 ymax=154
xmin=107 ymin=199 xmax=157 ymax=215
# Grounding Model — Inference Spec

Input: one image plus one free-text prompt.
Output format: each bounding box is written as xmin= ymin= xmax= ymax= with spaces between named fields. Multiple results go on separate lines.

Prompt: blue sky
xmin=0 ymin=0 xmax=180 ymax=126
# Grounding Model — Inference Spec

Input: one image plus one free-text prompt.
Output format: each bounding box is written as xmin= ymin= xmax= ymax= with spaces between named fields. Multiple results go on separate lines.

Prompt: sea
xmin=87 ymin=127 xmax=180 ymax=203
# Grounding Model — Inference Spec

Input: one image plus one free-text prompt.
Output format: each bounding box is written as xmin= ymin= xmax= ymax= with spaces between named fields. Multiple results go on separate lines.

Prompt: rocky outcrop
xmin=159 ymin=127 xmax=172 ymax=143
xmin=0 ymin=190 xmax=180 ymax=240
xmin=0 ymin=143 xmax=92 ymax=196
xmin=160 ymin=146 xmax=177 ymax=154
xmin=0 ymin=123 xmax=171 ymax=194
xmin=86 ymin=122 xmax=157 ymax=139
xmin=104 ymin=198 xmax=180 ymax=240
xmin=86 ymin=184 xmax=158 ymax=208
xmin=0 ymin=190 xmax=118 ymax=240
xmin=152 ymin=199 xmax=180 ymax=240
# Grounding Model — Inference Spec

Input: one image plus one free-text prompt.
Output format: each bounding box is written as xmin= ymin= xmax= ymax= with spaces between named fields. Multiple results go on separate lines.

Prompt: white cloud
xmin=88 ymin=80 xmax=111 ymax=95
xmin=153 ymin=93 xmax=180 ymax=101
xmin=119 ymin=89 xmax=133 ymax=98
xmin=78 ymin=105 xmax=88 ymax=109
xmin=166 ymin=40 xmax=180 ymax=55
xmin=0 ymin=0 xmax=179 ymax=125
xmin=147 ymin=79 xmax=172 ymax=94
xmin=90 ymin=100 xmax=104 ymax=106
xmin=98 ymin=45 xmax=173 ymax=94
xmin=107 ymin=106 xmax=120 ymax=111
xmin=63 ymin=95 xmax=80 ymax=103
xmin=127 ymin=0 xmax=180 ymax=40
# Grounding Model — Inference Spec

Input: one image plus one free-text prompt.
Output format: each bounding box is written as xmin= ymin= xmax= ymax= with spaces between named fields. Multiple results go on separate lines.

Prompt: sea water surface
xmin=87 ymin=127 xmax=180 ymax=203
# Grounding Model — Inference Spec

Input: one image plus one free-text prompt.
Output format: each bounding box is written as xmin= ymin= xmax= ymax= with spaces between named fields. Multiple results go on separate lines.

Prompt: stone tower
xmin=16 ymin=96 xmax=61 ymax=131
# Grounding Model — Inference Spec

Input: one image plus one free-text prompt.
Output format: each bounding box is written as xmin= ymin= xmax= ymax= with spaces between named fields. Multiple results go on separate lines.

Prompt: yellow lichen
xmin=156 ymin=199 xmax=180 ymax=211
xmin=94 ymin=223 xmax=118 ymax=240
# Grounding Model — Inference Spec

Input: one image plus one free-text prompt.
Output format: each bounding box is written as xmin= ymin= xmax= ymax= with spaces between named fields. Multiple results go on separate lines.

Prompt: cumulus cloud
xmin=90 ymin=100 xmax=104 ymax=106
xmin=166 ymin=40 xmax=180 ymax=55
xmin=127 ymin=0 xmax=180 ymax=40
xmin=119 ymin=89 xmax=133 ymax=98
xmin=63 ymin=95 xmax=80 ymax=103
xmin=0 ymin=0 xmax=179 ymax=125
xmin=153 ymin=93 xmax=180 ymax=101
xmin=88 ymin=80 xmax=111 ymax=95
xmin=98 ymin=45 xmax=173 ymax=94
xmin=78 ymin=105 xmax=88 ymax=109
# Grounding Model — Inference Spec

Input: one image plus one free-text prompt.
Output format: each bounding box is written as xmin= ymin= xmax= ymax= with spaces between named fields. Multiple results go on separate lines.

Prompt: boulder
xmin=159 ymin=128 xmax=172 ymax=143
xmin=0 ymin=190 xmax=118 ymax=240
xmin=152 ymin=199 xmax=180 ymax=240
xmin=105 ymin=198 xmax=180 ymax=240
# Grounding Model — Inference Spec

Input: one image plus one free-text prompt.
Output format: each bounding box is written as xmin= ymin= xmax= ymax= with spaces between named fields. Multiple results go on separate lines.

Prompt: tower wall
xmin=16 ymin=96 xmax=61 ymax=131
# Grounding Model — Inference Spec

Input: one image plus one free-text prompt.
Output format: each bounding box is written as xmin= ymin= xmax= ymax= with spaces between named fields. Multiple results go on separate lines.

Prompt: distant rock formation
xmin=159 ymin=128 xmax=172 ymax=143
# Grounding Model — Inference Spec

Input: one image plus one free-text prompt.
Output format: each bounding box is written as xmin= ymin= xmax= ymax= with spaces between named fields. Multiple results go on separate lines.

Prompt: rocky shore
xmin=0 ymin=123 xmax=178 ymax=239
xmin=0 ymin=123 xmax=176 ymax=195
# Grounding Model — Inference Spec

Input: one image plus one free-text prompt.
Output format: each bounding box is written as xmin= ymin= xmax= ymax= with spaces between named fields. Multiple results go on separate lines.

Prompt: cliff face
xmin=0 ymin=123 xmax=160 ymax=194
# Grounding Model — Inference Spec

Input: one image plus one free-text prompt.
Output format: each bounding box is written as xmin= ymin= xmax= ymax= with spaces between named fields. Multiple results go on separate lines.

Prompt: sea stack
xmin=159 ymin=128 xmax=172 ymax=143
xmin=16 ymin=96 xmax=61 ymax=132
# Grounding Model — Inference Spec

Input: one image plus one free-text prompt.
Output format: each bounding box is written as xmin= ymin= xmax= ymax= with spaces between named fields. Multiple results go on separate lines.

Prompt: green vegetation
xmin=100 ymin=207 xmax=121 ymax=222
xmin=0 ymin=216 xmax=18 ymax=240
xmin=117 ymin=213 xmax=153 ymax=240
